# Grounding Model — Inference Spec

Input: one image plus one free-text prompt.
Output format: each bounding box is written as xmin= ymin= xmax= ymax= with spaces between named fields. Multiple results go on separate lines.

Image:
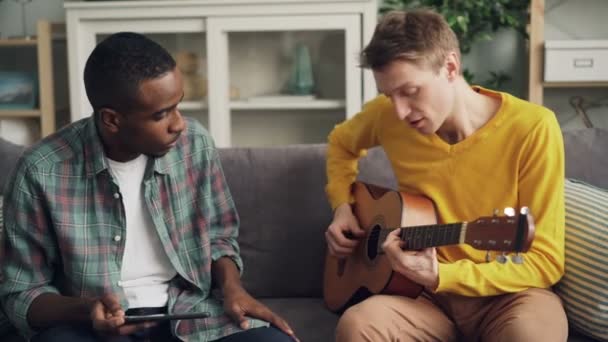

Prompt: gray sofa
xmin=1 ymin=128 xmax=606 ymax=342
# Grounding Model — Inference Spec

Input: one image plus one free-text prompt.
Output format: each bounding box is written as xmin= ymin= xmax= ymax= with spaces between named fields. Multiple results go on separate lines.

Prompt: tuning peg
xmin=496 ymin=253 xmax=508 ymax=264
xmin=485 ymin=251 xmax=491 ymax=262
xmin=511 ymin=253 xmax=524 ymax=264
xmin=520 ymin=207 xmax=529 ymax=215
xmin=503 ymin=207 xmax=515 ymax=217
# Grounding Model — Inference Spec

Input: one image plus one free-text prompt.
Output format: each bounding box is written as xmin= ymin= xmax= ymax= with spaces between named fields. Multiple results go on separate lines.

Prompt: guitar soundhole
xmin=367 ymin=225 xmax=382 ymax=261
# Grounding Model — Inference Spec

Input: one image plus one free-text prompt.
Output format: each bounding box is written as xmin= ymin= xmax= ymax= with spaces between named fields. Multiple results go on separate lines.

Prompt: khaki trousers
xmin=335 ymin=288 xmax=567 ymax=342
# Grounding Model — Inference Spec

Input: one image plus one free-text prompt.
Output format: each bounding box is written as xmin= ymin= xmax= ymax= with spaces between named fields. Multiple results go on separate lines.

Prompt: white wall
xmin=0 ymin=0 xmax=65 ymax=38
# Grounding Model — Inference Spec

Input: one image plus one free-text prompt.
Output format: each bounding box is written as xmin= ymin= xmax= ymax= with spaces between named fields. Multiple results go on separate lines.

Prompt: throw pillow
xmin=554 ymin=179 xmax=608 ymax=341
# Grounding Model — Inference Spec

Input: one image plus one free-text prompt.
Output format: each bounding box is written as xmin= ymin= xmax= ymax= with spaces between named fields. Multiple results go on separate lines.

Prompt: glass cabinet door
xmin=207 ymin=14 xmax=362 ymax=147
xmin=71 ymin=19 xmax=208 ymax=128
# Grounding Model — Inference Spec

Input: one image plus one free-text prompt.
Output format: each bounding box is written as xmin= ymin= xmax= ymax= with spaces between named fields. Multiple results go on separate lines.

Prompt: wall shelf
xmin=528 ymin=0 xmax=608 ymax=105
xmin=0 ymin=109 xmax=42 ymax=118
xmin=542 ymin=81 xmax=608 ymax=88
xmin=0 ymin=21 xmax=64 ymax=138
xmin=0 ymin=39 xmax=38 ymax=47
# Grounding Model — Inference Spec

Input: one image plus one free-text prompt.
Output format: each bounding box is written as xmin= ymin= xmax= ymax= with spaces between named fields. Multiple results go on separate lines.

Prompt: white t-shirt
xmin=107 ymin=154 xmax=177 ymax=308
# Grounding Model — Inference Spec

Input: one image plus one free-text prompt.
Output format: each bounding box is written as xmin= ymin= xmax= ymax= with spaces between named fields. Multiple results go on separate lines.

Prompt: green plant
xmin=380 ymin=0 xmax=529 ymax=89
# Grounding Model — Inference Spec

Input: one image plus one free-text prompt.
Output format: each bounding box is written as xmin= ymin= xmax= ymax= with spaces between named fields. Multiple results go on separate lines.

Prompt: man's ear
xmin=445 ymin=51 xmax=460 ymax=81
xmin=98 ymin=107 xmax=121 ymax=133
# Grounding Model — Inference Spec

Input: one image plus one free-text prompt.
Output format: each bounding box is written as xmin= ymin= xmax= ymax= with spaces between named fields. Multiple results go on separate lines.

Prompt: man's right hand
xmin=91 ymin=294 xmax=156 ymax=337
xmin=325 ymin=203 xmax=366 ymax=258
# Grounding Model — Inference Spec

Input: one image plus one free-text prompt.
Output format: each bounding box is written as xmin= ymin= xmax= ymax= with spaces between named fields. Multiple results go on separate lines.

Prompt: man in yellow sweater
xmin=325 ymin=9 xmax=568 ymax=341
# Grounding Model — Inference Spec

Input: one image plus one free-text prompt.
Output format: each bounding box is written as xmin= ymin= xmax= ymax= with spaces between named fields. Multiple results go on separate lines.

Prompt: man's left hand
xmin=223 ymin=285 xmax=299 ymax=341
xmin=382 ymin=228 xmax=439 ymax=291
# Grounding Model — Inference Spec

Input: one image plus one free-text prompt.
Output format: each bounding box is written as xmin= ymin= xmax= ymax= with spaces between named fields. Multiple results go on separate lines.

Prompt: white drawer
xmin=544 ymin=40 xmax=608 ymax=82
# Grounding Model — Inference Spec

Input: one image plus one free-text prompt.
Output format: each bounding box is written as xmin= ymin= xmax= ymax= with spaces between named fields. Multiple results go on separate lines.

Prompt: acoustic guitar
xmin=323 ymin=181 xmax=535 ymax=313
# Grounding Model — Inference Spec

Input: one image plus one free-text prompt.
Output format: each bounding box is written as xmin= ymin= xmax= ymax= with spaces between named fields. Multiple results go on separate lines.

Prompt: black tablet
xmin=124 ymin=311 xmax=211 ymax=323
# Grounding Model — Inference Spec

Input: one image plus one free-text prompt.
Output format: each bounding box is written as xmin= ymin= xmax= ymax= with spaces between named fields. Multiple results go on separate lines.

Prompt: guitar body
xmin=323 ymin=182 xmax=535 ymax=313
xmin=323 ymin=182 xmax=438 ymax=313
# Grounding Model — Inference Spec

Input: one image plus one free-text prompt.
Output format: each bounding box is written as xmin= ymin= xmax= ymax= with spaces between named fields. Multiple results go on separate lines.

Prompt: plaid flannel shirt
xmin=0 ymin=117 xmax=267 ymax=340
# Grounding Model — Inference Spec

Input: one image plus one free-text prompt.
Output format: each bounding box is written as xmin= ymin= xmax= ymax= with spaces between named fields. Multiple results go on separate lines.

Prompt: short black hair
xmin=83 ymin=32 xmax=176 ymax=115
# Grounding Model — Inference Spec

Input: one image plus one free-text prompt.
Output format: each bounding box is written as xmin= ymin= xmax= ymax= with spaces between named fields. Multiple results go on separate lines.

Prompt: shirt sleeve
xmin=1 ymin=159 xmax=60 ymax=338
xmin=326 ymin=97 xmax=385 ymax=210
xmin=204 ymin=147 xmax=243 ymax=274
xmin=436 ymin=111 xmax=565 ymax=295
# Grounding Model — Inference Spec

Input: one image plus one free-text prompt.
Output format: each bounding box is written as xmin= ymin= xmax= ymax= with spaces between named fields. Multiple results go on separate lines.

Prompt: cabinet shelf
xmin=179 ymin=99 xmax=346 ymax=111
xmin=179 ymin=101 xmax=207 ymax=111
xmin=0 ymin=109 xmax=42 ymax=118
xmin=231 ymin=99 xmax=345 ymax=110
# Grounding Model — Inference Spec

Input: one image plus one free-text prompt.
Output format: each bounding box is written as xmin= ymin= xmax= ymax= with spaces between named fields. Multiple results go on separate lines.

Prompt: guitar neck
xmin=379 ymin=223 xmax=466 ymax=250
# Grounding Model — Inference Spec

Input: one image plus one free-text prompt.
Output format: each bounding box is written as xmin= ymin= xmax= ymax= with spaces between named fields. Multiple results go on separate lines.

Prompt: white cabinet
xmin=64 ymin=0 xmax=378 ymax=147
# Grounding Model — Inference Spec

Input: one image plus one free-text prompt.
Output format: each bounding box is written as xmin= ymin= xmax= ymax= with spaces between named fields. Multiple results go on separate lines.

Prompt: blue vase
xmin=286 ymin=44 xmax=314 ymax=95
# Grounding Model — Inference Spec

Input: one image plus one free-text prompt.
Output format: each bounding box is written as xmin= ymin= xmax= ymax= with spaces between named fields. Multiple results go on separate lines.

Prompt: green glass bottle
xmin=286 ymin=43 xmax=314 ymax=95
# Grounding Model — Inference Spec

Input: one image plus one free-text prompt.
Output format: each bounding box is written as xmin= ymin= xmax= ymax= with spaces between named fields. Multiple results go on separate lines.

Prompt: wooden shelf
xmin=0 ymin=109 xmax=42 ymax=118
xmin=542 ymin=81 xmax=608 ymax=88
xmin=528 ymin=0 xmax=608 ymax=104
xmin=0 ymin=21 xmax=65 ymax=138
xmin=528 ymin=0 xmax=545 ymax=105
xmin=0 ymin=39 xmax=37 ymax=47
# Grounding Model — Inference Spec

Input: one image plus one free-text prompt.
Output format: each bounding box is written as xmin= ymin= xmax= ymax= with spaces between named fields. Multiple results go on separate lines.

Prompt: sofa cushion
xmin=554 ymin=179 xmax=608 ymax=342
xmin=219 ymin=145 xmax=332 ymax=298
xmin=219 ymin=145 xmax=396 ymax=298
xmin=563 ymin=128 xmax=608 ymax=190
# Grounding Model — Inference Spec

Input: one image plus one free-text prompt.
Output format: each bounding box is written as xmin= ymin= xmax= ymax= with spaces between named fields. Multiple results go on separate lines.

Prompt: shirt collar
xmin=83 ymin=117 xmax=110 ymax=178
xmin=152 ymin=149 xmax=174 ymax=176
xmin=82 ymin=116 xmax=180 ymax=178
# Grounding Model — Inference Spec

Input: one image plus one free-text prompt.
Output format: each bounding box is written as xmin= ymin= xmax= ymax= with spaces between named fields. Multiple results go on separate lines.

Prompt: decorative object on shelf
xmin=380 ymin=0 xmax=529 ymax=90
xmin=286 ymin=43 xmax=315 ymax=95
xmin=229 ymin=85 xmax=240 ymax=101
xmin=568 ymin=95 xmax=608 ymax=129
xmin=544 ymin=40 xmax=608 ymax=82
xmin=175 ymin=50 xmax=207 ymax=101
xmin=0 ymin=71 xmax=37 ymax=109
xmin=13 ymin=0 xmax=34 ymax=40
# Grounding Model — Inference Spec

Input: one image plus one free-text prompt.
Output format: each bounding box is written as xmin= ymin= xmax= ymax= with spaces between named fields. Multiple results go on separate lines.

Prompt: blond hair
xmin=360 ymin=9 xmax=460 ymax=72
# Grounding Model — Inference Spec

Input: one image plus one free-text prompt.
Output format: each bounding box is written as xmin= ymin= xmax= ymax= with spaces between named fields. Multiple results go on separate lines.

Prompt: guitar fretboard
xmin=376 ymin=223 xmax=466 ymax=250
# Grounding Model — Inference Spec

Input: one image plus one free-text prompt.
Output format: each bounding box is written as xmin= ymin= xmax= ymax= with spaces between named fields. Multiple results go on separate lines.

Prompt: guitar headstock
xmin=464 ymin=207 xmax=535 ymax=253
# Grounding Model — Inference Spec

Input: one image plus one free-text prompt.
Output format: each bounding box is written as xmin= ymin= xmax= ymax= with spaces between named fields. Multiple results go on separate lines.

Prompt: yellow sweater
xmin=326 ymin=87 xmax=565 ymax=296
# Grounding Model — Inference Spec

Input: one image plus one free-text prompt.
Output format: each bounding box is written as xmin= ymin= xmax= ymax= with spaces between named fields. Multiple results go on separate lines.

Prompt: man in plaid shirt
xmin=1 ymin=32 xmax=298 ymax=342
